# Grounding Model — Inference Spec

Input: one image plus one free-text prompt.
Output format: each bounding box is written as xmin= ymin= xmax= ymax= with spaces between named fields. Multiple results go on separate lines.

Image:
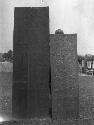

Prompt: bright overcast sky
xmin=0 ymin=0 xmax=94 ymax=55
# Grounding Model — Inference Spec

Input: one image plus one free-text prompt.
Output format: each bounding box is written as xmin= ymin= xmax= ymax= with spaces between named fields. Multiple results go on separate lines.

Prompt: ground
xmin=79 ymin=75 xmax=94 ymax=124
xmin=0 ymin=73 xmax=94 ymax=124
xmin=0 ymin=72 xmax=12 ymax=120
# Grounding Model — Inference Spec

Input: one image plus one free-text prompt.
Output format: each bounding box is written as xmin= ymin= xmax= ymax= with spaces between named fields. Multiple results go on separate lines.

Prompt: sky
xmin=0 ymin=0 xmax=94 ymax=55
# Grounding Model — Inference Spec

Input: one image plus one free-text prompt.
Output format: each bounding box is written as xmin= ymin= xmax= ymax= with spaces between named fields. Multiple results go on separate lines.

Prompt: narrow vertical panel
xmin=50 ymin=34 xmax=79 ymax=119
xmin=13 ymin=7 xmax=30 ymax=118
xmin=27 ymin=7 xmax=50 ymax=118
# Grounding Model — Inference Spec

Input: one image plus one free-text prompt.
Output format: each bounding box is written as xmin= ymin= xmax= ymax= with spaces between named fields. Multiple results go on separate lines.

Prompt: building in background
xmin=78 ymin=55 xmax=94 ymax=75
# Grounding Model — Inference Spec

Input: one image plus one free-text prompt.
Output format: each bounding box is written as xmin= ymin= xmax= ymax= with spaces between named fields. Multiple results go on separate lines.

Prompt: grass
xmin=79 ymin=75 xmax=94 ymax=124
xmin=0 ymin=72 xmax=12 ymax=119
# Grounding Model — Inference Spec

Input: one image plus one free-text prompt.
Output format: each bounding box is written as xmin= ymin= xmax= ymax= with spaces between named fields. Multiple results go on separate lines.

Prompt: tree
xmin=85 ymin=54 xmax=94 ymax=61
xmin=2 ymin=50 xmax=13 ymax=62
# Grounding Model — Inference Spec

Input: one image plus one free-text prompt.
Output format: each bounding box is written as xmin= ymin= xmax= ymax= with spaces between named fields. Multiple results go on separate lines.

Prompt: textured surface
xmin=0 ymin=72 xmax=12 ymax=120
xmin=13 ymin=7 xmax=50 ymax=119
xmin=50 ymin=34 xmax=79 ymax=120
xmin=0 ymin=62 xmax=12 ymax=72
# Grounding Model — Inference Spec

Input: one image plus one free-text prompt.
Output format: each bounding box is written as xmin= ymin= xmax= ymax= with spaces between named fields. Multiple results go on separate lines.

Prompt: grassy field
xmin=0 ymin=72 xmax=12 ymax=119
xmin=0 ymin=73 xmax=94 ymax=124
xmin=79 ymin=75 xmax=94 ymax=124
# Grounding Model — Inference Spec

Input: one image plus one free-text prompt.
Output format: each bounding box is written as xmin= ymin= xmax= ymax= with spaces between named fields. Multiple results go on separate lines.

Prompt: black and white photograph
xmin=0 ymin=0 xmax=94 ymax=124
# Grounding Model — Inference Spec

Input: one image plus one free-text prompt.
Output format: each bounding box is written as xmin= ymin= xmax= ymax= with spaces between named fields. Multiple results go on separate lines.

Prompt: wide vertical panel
xmin=50 ymin=34 xmax=79 ymax=119
xmin=13 ymin=7 xmax=50 ymax=119
xmin=27 ymin=7 xmax=50 ymax=118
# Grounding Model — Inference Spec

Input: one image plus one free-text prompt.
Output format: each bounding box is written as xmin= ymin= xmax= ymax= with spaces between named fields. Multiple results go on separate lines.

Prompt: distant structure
xmin=78 ymin=55 xmax=94 ymax=75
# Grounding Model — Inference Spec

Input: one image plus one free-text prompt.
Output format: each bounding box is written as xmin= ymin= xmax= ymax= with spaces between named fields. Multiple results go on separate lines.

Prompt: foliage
xmin=2 ymin=50 xmax=13 ymax=62
xmin=85 ymin=54 xmax=94 ymax=61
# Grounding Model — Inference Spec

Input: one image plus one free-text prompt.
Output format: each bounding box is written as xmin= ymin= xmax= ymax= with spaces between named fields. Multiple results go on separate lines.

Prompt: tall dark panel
xmin=27 ymin=7 xmax=50 ymax=118
xmin=50 ymin=34 xmax=79 ymax=120
xmin=13 ymin=7 xmax=50 ymax=119
xmin=13 ymin=7 xmax=29 ymax=118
